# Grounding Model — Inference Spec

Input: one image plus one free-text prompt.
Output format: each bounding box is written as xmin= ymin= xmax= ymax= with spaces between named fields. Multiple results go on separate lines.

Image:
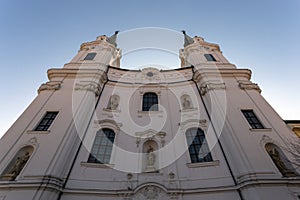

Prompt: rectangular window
xmin=34 ymin=112 xmax=58 ymax=131
xmin=204 ymin=54 xmax=217 ymax=61
xmin=242 ymin=110 xmax=264 ymax=129
xmin=84 ymin=52 xmax=96 ymax=60
xmin=88 ymin=129 xmax=115 ymax=164
xmin=186 ymin=128 xmax=213 ymax=163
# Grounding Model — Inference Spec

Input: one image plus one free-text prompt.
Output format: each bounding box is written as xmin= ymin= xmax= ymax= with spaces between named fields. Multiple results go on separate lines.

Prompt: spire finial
xmin=107 ymin=30 xmax=120 ymax=47
xmin=182 ymin=30 xmax=194 ymax=47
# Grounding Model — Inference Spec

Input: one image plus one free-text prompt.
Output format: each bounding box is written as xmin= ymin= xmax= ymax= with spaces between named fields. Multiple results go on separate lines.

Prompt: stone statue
xmin=182 ymin=97 xmax=191 ymax=109
xmin=107 ymin=31 xmax=119 ymax=47
xmin=108 ymin=95 xmax=119 ymax=110
xmin=182 ymin=30 xmax=194 ymax=47
xmin=8 ymin=152 xmax=30 ymax=180
xmin=145 ymin=146 xmax=156 ymax=172
xmin=268 ymin=148 xmax=288 ymax=173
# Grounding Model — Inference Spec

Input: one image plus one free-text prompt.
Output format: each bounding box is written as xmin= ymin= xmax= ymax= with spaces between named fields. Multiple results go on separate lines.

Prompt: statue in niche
xmin=181 ymin=95 xmax=192 ymax=110
xmin=267 ymin=148 xmax=296 ymax=176
xmin=145 ymin=145 xmax=156 ymax=172
xmin=7 ymin=152 xmax=30 ymax=180
xmin=108 ymin=95 xmax=119 ymax=110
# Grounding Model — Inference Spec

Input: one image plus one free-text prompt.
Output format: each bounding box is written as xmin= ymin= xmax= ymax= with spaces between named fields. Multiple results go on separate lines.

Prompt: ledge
xmin=249 ymin=128 xmax=272 ymax=132
xmin=180 ymin=108 xmax=198 ymax=112
xmin=27 ymin=130 xmax=50 ymax=134
xmin=80 ymin=162 xmax=114 ymax=169
xmin=102 ymin=108 xmax=121 ymax=113
xmin=187 ymin=160 xmax=220 ymax=168
xmin=138 ymin=111 xmax=163 ymax=114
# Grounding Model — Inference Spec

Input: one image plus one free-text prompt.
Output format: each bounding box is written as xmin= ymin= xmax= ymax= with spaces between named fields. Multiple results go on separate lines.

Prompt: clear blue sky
xmin=0 ymin=0 xmax=299 ymax=138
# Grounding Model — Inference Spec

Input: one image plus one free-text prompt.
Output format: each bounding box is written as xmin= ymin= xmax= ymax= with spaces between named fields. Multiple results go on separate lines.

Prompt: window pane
xmin=88 ymin=129 xmax=115 ymax=164
xmin=142 ymin=92 xmax=158 ymax=111
xmin=186 ymin=128 xmax=213 ymax=163
xmin=84 ymin=53 xmax=97 ymax=60
xmin=242 ymin=110 xmax=264 ymax=129
xmin=204 ymin=54 xmax=216 ymax=61
xmin=34 ymin=112 xmax=58 ymax=131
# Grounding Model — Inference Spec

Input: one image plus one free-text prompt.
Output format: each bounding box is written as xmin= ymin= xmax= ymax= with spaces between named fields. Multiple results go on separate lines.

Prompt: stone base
xmin=144 ymin=165 xmax=156 ymax=172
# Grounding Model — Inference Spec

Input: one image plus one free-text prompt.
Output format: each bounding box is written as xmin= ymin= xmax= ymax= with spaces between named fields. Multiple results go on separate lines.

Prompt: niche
xmin=265 ymin=143 xmax=297 ymax=177
xmin=143 ymin=140 xmax=158 ymax=173
xmin=1 ymin=146 xmax=34 ymax=181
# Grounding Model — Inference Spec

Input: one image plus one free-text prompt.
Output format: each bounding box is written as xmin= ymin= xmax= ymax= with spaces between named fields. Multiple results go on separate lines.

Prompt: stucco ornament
xmin=75 ymin=82 xmax=100 ymax=96
xmin=238 ymin=80 xmax=262 ymax=93
xmin=108 ymin=94 xmax=120 ymax=110
xmin=38 ymin=81 xmax=61 ymax=93
xmin=133 ymin=185 xmax=168 ymax=200
xmin=141 ymin=67 xmax=161 ymax=81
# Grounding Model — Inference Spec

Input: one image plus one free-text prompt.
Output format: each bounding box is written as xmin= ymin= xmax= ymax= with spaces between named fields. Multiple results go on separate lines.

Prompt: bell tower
xmin=0 ymin=32 xmax=120 ymax=200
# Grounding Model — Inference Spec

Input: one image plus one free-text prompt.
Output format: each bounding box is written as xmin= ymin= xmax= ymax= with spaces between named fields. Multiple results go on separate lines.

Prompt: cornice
xmin=47 ymin=68 xmax=107 ymax=81
xmin=238 ymin=80 xmax=262 ymax=93
xmin=200 ymin=81 xmax=226 ymax=95
xmin=75 ymin=81 xmax=101 ymax=96
xmin=38 ymin=81 xmax=62 ymax=94
xmin=193 ymin=68 xmax=252 ymax=83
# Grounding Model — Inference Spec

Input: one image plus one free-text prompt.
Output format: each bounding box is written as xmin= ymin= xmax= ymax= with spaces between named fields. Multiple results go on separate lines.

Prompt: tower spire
xmin=107 ymin=30 xmax=120 ymax=47
xmin=182 ymin=30 xmax=194 ymax=47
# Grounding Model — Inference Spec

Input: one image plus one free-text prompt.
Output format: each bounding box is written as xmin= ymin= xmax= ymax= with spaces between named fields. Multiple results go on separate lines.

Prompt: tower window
xmin=34 ymin=112 xmax=58 ymax=131
xmin=204 ymin=54 xmax=217 ymax=61
xmin=186 ymin=128 xmax=213 ymax=163
xmin=242 ymin=110 xmax=264 ymax=129
xmin=142 ymin=92 xmax=158 ymax=111
xmin=88 ymin=129 xmax=115 ymax=164
xmin=84 ymin=53 xmax=96 ymax=60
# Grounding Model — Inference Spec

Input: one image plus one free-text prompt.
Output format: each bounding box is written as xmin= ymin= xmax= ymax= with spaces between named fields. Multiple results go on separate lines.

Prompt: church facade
xmin=0 ymin=32 xmax=299 ymax=200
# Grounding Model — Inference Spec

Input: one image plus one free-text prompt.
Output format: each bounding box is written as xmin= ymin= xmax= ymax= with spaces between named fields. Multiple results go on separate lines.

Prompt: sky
xmin=0 ymin=0 xmax=299 ymax=138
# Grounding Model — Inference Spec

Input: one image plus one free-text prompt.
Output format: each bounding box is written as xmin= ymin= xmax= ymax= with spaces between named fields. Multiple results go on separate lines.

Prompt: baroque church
xmin=0 ymin=31 xmax=299 ymax=200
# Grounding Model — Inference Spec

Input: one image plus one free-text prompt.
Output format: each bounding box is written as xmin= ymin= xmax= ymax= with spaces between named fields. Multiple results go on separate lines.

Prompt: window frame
xmin=185 ymin=128 xmax=213 ymax=163
xmin=84 ymin=52 xmax=97 ymax=60
xmin=34 ymin=111 xmax=58 ymax=131
xmin=142 ymin=92 xmax=159 ymax=111
xmin=241 ymin=109 xmax=265 ymax=129
xmin=88 ymin=128 xmax=115 ymax=164
xmin=204 ymin=54 xmax=217 ymax=62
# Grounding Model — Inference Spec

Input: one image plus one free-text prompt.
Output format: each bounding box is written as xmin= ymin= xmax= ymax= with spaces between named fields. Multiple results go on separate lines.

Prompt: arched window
xmin=88 ymin=129 xmax=115 ymax=164
xmin=142 ymin=92 xmax=158 ymax=111
xmin=265 ymin=143 xmax=297 ymax=177
xmin=1 ymin=146 xmax=34 ymax=181
xmin=186 ymin=128 xmax=212 ymax=163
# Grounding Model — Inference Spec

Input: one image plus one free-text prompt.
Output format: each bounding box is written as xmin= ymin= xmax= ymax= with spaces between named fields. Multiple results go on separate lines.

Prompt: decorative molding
xmin=200 ymin=82 xmax=225 ymax=95
xmin=24 ymin=137 xmax=39 ymax=149
xmin=238 ymin=80 xmax=262 ymax=93
xmin=179 ymin=119 xmax=207 ymax=129
xmin=140 ymin=67 xmax=161 ymax=81
xmin=94 ymin=119 xmax=122 ymax=131
xmin=133 ymin=185 xmax=168 ymax=200
xmin=38 ymin=81 xmax=61 ymax=93
xmin=135 ymin=130 xmax=165 ymax=139
xmin=75 ymin=82 xmax=101 ymax=96
xmin=260 ymin=135 xmax=274 ymax=146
